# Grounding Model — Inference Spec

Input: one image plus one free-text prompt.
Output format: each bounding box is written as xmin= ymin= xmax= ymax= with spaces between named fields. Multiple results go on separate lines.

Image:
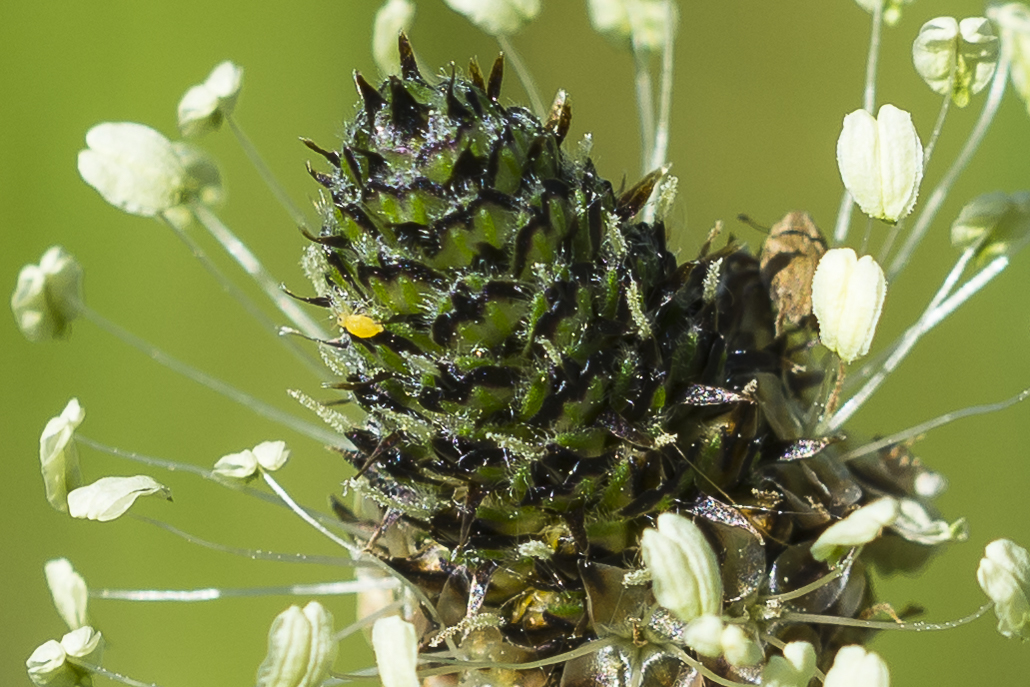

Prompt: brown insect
xmin=758 ymin=211 xmax=827 ymax=337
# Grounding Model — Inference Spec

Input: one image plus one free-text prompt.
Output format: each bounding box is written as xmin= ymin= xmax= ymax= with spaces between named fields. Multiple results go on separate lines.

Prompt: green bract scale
xmin=300 ymin=37 xmax=949 ymax=685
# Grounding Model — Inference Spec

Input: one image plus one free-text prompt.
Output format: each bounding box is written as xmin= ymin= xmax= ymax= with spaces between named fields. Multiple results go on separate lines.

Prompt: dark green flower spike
xmin=300 ymin=36 xmax=950 ymax=685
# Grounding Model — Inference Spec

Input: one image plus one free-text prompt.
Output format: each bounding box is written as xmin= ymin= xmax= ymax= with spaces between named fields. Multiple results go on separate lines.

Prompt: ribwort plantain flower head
xmin=14 ymin=2 xmax=1030 ymax=686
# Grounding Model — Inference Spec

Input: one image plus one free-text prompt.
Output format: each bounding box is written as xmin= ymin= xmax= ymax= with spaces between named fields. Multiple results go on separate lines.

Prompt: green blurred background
xmin=3 ymin=1 xmax=1030 ymax=685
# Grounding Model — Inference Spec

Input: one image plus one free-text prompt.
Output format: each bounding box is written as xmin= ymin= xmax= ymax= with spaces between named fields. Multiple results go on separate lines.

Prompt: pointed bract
xmin=373 ymin=0 xmax=416 ymax=75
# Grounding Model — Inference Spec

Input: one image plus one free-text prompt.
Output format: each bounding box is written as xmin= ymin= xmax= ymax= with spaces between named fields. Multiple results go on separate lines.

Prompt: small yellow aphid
xmin=339 ymin=313 xmax=384 ymax=339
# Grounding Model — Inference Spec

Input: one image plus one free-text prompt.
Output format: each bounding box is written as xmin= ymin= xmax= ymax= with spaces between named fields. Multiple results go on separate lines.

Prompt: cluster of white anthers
xmin=362 ymin=511 xmax=1030 ymax=687
xmin=29 ymin=393 xmax=347 ymax=687
xmin=16 ymin=0 xmax=1030 ymax=686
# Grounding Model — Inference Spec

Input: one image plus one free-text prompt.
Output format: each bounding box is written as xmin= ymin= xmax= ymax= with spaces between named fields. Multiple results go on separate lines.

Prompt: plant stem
xmin=79 ymin=305 xmax=342 ymax=445
xmin=834 ymin=2 xmax=883 ymax=245
xmin=921 ymin=90 xmax=953 ymax=171
xmin=91 ymin=578 xmax=397 ymax=602
xmin=160 ymin=214 xmax=326 ymax=376
xmin=841 ymin=387 xmax=1030 ymax=461
xmin=130 ymin=514 xmax=362 ymax=567
xmin=191 ymin=202 xmax=328 ymax=340
xmin=496 ymin=35 xmax=545 ymax=116
xmin=225 ymin=114 xmax=311 ymax=232
xmin=781 ymin=602 xmax=992 ymax=631
xmin=862 ymin=2 xmax=883 ymax=114
xmin=633 ymin=47 xmax=656 ymax=175
xmin=648 ymin=0 xmax=676 ymax=173
xmin=829 ymin=253 xmax=1009 ymax=430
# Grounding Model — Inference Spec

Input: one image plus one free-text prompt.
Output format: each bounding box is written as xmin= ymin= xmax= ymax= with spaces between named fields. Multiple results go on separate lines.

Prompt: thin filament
xmin=78 ymin=305 xmax=344 ymax=446
xmin=781 ymin=602 xmax=992 ymax=632
xmin=842 ymin=387 xmax=1030 ymax=461
xmin=75 ymin=435 xmax=365 ymax=539
xmin=829 ymin=252 xmax=1008 ymax=430
xmin=833 ymin=1 xmax=883 ymax=245
xmin=160 ymin=214 xmax=326 ymax=376
xmin=130 ymin=514 xmax=363 ymax=567
xmin=91 ymin=579 xmax=397 ymax=602
xmin=496 ymin=36 xmax=545 ymax=116
xmin=225 ymin=114 xmax=312 ymax=232
xmin=191 ymin=202 xmax=329 ymax=340
xmin=66 ymin=660 xmax=162 ymax=687
xmin=888 ymin=51 xmax=1011 ymax=280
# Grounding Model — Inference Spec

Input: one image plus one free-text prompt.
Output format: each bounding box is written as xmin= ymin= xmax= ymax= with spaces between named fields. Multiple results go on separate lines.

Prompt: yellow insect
xmin=338 ymin=312 xmax=383 ymax=339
